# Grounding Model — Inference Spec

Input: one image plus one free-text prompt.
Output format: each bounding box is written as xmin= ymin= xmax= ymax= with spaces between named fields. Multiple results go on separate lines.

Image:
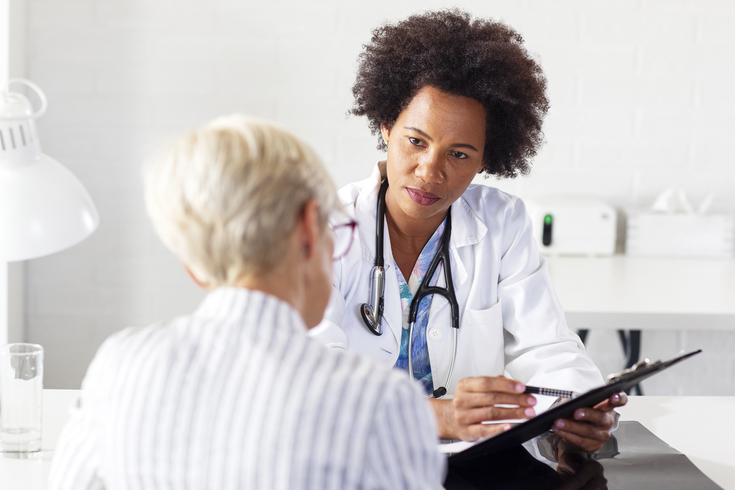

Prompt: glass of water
xmin=0 ymin=343 xmax=43 ymax=455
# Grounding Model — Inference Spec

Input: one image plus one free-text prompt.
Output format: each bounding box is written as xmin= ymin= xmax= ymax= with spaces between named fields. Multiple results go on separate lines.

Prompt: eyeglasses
xmin=329 ymin=219 xmax=357 ymax=261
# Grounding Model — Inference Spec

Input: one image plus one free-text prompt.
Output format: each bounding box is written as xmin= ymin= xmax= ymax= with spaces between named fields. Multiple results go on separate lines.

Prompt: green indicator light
xmin=544 ymin=214 xmax=553 ymax=225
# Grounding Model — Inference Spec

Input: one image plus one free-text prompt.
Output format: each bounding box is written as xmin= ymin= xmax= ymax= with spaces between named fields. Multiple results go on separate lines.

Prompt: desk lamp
xmin=0 ymin=79 xmax=99 ymax=261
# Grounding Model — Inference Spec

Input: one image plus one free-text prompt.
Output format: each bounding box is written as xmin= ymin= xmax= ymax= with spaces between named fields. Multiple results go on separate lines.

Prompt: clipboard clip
xmin=606 ymin=358 xmax=662 ymax=384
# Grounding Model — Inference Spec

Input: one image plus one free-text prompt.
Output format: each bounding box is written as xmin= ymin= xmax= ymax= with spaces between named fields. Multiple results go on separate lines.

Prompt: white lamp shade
xmin=0 ymin=153 xmax=99 ymax=261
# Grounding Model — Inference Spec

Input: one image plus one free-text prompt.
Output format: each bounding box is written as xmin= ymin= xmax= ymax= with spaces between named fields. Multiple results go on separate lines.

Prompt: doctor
xmin=312 ymin=10 xmax=626 ymax=450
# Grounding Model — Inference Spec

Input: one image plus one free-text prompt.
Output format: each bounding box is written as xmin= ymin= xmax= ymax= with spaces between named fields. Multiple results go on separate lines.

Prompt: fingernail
xmin=527 ymin=396 xmax=537 ymax=406
xmin=504 ymin=424 xmax=512 ymax=432
xmin=515 ymin=383 xmax=525 ymax=392
xmin=524 ymin=408 xmax=535 ymax=417
xmin=612 ymin=394 xmax=620 ymax=402
xmin=575 ymin=410 xmax=585 ymax=419
xmin=555 ymin=420 xmax=565 ymax=429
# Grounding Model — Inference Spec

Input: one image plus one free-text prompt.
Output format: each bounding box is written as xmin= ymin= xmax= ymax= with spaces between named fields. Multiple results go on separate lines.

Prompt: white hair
xmin=144 ymin=114 xmax=340 ymax=287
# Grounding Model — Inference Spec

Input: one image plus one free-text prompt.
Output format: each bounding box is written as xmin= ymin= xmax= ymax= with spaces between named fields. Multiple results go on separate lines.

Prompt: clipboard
xmin=448 ymin=349 xmax=702 ymax=465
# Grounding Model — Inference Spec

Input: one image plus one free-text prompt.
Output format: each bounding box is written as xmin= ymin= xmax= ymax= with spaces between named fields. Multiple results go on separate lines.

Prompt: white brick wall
xmin=23 ymin=0 xmax=735 ymax=391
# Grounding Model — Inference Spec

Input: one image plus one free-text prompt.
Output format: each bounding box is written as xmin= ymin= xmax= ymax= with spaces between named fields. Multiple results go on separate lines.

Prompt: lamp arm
xmin=1 ymin=78 xmax=48 ymax=119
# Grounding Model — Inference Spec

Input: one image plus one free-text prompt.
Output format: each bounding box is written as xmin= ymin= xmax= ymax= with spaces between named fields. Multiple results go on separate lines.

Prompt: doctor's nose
xmin=415 ymin=151 xmax=445 ymax=184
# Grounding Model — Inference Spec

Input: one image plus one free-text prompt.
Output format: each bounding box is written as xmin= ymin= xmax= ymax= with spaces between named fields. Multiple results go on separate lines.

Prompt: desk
xmin=546 ymin=256 xmax=735 ymax=331
xmin=547 ymin=256 xmax=735 ymax=394
xmin=620 ymin=396 xmax=735 ymax=490
xmin=3 ymin=391 xmax=734 ymax=489
xmin=0 ymin=389 xmax=78 ymax=490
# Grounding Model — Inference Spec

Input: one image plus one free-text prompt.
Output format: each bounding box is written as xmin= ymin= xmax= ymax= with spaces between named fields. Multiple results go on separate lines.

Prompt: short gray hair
xmin=145 ymin=114 xmax=340 ymax=287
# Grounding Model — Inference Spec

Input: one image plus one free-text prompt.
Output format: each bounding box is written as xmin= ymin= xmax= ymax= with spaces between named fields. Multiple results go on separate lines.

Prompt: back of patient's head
xmin=144 ymin=114 xmax=340 ymax=288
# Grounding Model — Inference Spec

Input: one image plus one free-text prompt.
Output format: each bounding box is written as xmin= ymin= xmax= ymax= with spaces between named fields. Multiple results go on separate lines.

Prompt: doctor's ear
xmin=380 ymin=123 xmax=391 ymax=146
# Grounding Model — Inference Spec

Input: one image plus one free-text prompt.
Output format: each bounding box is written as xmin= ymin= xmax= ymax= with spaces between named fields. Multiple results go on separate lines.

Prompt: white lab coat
xmin=311 ymin=162 xmax=604 ymax=399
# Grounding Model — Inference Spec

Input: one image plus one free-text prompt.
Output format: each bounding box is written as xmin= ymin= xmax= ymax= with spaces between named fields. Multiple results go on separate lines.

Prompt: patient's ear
xmin=298 ymin=199 xmax=321 ymax=260
xmin=184 ymin=265 xmax=206 ymax=289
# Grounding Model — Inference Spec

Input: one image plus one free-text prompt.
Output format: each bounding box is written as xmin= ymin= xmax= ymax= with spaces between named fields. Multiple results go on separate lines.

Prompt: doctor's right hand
xmin=433 ymin=376 xmax=536 ymax=442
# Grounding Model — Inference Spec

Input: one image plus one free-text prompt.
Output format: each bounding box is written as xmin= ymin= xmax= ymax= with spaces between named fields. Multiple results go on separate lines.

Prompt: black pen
xmin=524 ymin=386 xmax=577 ymax=399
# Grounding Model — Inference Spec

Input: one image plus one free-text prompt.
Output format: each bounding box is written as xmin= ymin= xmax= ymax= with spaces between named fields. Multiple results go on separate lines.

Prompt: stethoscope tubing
xmin=362 ymin=179 xmax=460 ymax=399
xmin=374 ymin=179 xmax=388 ymax=268
xmin=361 ymin=180 xmax=390 ymax=336
xmin=406 ymin=210 xmax=460 ymax=399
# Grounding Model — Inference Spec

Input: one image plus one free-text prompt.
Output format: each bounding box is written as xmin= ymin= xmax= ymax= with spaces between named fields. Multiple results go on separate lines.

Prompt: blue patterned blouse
xmin=393 ymin=218 xmax=447 ymax=395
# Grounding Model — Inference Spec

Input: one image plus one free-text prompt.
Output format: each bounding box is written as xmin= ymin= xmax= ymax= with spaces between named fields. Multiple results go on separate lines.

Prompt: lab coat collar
xmin=354 ymin=162 xmax=385 ymax=263
xmin=451 ymin=193 xmax=488 ymax=249
xmin=353 ymin=162 xmax=489 ymax=341
xmin=355 ymin=161 xmax=488 ymax=260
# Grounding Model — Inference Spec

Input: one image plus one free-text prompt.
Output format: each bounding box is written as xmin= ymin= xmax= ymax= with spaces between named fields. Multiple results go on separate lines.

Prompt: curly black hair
xmin=350 ymin=9 xmax=549 ymax=179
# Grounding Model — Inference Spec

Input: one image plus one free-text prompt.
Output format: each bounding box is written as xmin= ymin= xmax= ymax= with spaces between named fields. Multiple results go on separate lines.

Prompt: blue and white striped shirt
xmin=49 ymin=287 xmax=445 ymax=490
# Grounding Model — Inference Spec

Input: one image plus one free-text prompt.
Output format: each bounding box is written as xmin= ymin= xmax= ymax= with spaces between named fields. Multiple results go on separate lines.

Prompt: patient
xmin=48 ymin=115 xmax=445 ymax=489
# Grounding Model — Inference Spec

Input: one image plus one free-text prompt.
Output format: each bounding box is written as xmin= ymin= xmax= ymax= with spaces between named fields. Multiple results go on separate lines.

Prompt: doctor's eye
xmin=408 ymin=137 xmax=423 ymax=146
xmin=451 ymin=150 xmax=469 ymax=159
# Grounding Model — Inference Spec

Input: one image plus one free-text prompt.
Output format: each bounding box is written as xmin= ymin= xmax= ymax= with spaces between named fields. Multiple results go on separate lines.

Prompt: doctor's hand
xmin=557 ymin=449 xmax=608 ymax=490
xmin=431 ymin=376 xmax=536 ymax=442
xmin=552 ymin=392 xmax=627 ymax=452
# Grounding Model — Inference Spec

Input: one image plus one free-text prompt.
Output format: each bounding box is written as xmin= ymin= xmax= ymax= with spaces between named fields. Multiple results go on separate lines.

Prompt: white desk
xmin=0 ymin=389 xmax=78 ymax=490
xmin=546 ymin=256 xmax=735 ymax=331
xmin=3 ymin=390 xmax=734 ymax=489
xmin=620 ymin=396 xmax=735 ymax=490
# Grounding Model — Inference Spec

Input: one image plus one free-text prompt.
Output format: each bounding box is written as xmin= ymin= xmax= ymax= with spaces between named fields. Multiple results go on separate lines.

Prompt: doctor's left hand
xmin=552 ymin=392 xmax=627 ymax=452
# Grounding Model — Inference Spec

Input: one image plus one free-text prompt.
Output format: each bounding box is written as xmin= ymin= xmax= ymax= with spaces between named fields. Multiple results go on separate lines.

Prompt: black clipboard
xmin=448 ymin=349 xmax=702 ymax=465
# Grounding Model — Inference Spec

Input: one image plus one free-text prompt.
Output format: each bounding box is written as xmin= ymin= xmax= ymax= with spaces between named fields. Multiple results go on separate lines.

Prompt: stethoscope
xmin=360 ymin=179 xmax=459 ymax=399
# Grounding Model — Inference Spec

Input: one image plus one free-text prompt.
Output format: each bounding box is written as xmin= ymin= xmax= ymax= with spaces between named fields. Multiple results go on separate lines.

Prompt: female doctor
xmin=312 ymin=10 xmax=626 ymax=450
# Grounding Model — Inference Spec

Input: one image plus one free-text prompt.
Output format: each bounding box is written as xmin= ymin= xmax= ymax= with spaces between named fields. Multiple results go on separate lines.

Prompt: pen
xmin=524 ymin=386 xmax=577 ymax=399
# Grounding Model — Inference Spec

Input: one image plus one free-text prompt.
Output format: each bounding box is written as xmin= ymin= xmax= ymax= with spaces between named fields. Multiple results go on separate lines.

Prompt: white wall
xmin=0 ymin=0 xmax=8 ymax=347
xmin=23 ymin=0 xmax=735 ymax=390
xmin=1 ymin=0 xmax=26 ymax=346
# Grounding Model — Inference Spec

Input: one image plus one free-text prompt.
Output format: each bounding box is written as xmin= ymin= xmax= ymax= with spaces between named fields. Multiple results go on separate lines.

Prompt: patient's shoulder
xmin=308 ymin=341 xmax=424 ymax=409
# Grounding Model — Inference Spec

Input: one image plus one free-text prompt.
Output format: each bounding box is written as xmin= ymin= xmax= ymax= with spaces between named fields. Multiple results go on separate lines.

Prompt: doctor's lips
xmin=406 ymin=187 xmax=440 ymax=206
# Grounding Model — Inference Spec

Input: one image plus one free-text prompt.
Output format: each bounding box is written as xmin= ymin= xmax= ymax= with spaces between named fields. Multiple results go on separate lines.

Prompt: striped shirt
xmin=48 ymin=287 xmax=445 ymax=490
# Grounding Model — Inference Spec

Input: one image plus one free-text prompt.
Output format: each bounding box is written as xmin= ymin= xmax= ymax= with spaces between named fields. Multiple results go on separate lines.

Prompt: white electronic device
xmin=524 ymin=197 xmax=617 ymax=256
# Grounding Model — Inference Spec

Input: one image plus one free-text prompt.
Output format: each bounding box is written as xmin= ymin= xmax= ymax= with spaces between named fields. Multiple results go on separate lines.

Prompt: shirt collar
xmin=194 ymin=287 xmax=307 ymax=334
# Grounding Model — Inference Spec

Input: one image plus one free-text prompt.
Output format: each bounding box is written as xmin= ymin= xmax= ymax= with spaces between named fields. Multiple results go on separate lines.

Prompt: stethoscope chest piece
xmin=360 ymin=180 xmax=389 ymax=336
xmin=360 ymin=302 xmax=383 ymax=336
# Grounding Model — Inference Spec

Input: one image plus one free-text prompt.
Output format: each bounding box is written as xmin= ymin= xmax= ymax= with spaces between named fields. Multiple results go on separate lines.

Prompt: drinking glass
xmin=0 ymin=343 xmax=43 ymax=454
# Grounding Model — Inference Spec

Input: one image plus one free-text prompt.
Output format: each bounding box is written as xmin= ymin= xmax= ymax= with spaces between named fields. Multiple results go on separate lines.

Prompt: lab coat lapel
xmin=428 ymin=197 xmax=487 ymax=322
xmin=354 ymin=161 xmax=403 ymax=348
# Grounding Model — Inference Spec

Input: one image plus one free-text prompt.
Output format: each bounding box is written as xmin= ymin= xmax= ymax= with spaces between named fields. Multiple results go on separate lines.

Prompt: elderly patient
xmin=49 ymin=115 xmax=445 ymax=489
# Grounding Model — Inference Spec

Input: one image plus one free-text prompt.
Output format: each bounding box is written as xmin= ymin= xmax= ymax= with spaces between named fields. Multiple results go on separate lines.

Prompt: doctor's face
xmin=381 ymin=86 xmax=486 ymax=225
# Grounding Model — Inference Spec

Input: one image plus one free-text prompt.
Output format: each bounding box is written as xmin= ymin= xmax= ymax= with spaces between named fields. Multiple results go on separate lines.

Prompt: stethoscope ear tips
xmin=432 ymin=387 xmax=447 ymax=399
xmin=360 ymin=303 xmax=383 ymax=336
